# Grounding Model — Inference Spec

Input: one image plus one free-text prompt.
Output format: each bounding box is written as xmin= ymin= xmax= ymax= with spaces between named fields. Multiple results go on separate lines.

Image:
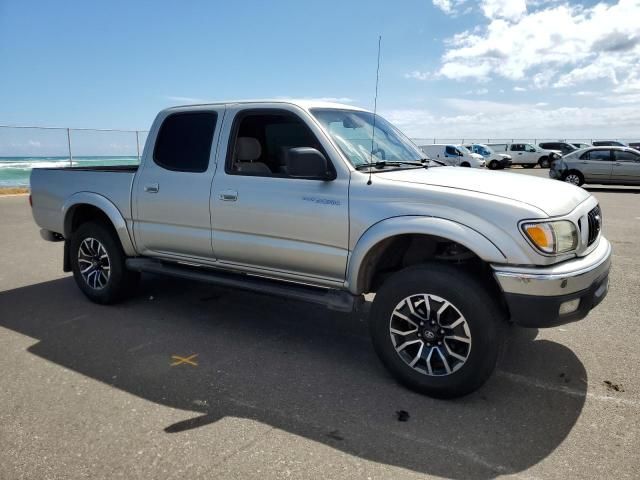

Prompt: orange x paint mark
xmin=170 ymin=354 xmax=198 ymax=367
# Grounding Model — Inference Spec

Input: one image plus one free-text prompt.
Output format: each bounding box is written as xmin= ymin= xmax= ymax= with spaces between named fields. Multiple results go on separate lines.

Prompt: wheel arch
xmin=62 ymin=192 xmax=137 ymax=256
xmin=346 ymin=216 xmax=507 ymax=295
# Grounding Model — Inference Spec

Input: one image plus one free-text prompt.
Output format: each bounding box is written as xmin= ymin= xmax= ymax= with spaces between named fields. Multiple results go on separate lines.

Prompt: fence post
xmin=66 ymin=128 xmax=73 ymax=167
xmin=135 ymin=131 xmax=140 ymax=162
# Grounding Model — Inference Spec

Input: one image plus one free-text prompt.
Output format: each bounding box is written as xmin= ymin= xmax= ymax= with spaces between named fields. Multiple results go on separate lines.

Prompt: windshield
xmin=310 ymin=109 xmax=425 ymax=167
xmin=476 ymin=144 xmax=493 ymax=156
xmin=456 ymin=145 xmax=471 ymax=154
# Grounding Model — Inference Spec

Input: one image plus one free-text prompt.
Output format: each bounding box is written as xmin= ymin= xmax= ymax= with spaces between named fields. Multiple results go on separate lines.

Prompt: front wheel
xmin=538 ymin=156 xmax=550 ymax=168
xmin=460 ymin=162 xmax=471 ymax=167
xmin=70 ymin=221 xmax=139 ymax=304
xmin=370 ymin=263 xmax=503 ymax=398
xmin=488 ymin=160 xmax=499 ymax=170
xmin=563 ymin=170 xmax=584 ymax=186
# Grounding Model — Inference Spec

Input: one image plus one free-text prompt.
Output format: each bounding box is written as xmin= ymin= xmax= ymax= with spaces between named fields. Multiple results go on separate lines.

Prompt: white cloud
xmin=435 ymin=0 xmax=640 ymax=98
xmin=513 ymin=86 xmax=527 ymax=92
xmin=382 ymin=99 xmax=640 ymax=138
xmin=433 ymin=0 xmax=453 ymax=13
xmin=165 ymin=95 xmax=213 ymax=104
xmin=404 ymin=70 xmax=432 ymax=81
xmin=480 ymin=0 xmax=527 ymax=20
xmin=465 ymin=88 xmax=489 ymax=95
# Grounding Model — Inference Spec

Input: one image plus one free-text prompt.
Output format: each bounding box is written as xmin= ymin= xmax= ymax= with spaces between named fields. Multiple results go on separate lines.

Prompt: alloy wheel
xmin=389 ymin=294 xmax=472 ymax=376
xmin=565 ymin=174 xmax=581 ymax=185
xmin=78 ymin=237 xmax=111 ymax=290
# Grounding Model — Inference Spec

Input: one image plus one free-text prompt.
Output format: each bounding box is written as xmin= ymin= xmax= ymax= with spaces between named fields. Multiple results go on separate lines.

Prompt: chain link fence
xmin=0 ymin=125 xmax=149 ymax=187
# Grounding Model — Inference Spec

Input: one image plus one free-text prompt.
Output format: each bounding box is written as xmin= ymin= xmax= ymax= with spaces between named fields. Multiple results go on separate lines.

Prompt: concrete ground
xmin=0 ymin=170 xmax=638 ymax=479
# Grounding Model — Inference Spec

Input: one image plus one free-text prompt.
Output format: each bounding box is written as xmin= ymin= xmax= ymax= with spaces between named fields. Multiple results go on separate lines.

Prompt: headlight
xmin=522 ymin=220 xmax=578 ymax=254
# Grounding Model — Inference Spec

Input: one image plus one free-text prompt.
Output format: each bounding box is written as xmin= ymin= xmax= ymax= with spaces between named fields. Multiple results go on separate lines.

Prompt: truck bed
xmin=30 ymin=166 xmax=137 ymax=237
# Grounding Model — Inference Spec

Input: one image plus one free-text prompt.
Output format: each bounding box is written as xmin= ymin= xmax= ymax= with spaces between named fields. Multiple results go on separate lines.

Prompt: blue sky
xmin=1 ymin=0 xmax=639 ymax=155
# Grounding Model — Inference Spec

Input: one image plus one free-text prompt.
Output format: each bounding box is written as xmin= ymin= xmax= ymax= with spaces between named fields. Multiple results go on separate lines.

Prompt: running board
xmin=125 ymin=258 xmax=360 ymax=312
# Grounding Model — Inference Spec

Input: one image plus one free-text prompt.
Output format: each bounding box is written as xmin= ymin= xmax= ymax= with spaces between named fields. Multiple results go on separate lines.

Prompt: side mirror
xmin=286 ymin=147 xmax=334 ymax=180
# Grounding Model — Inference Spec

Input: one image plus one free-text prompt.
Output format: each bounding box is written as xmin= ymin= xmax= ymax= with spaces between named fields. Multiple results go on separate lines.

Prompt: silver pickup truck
xmin=30 ymin=100 xmax=611 ymax=398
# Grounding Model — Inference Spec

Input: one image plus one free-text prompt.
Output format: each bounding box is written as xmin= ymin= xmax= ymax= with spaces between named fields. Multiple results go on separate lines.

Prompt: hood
xmin=498 ymin=153 xmax=512 ymax=160
xmin=376 ymin=167 xmax=590 ymax=217
xmin=470 ymin=153 xmax=483 ymax=159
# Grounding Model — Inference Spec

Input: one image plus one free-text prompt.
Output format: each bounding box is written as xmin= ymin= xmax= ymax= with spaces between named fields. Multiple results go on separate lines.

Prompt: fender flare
xmin=346 ymin=216 xmax=507 ymax=294
xmin=62 ymin=192 xmax=137 ymax=256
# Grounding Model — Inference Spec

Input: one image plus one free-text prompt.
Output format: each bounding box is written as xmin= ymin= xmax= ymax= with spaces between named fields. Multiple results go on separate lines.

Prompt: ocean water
xmin=0 ymin=156 xmax=139 ymax=187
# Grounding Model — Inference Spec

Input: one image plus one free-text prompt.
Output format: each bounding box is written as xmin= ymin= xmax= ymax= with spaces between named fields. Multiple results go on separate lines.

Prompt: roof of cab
xmin=163 ymin=99 xmax=369 ymax=113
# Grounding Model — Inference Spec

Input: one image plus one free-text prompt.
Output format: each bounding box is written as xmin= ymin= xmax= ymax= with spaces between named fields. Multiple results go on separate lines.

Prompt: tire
xmin=488 ymin=160 xmax=499 ymax=170
xmin=460 ymin=162 xmax=471 ymax=167
xmin=538 ymin=156 xmax=550 ymax=168
xmin=370 ymin=263 xmax=504 ymax=398
xmin=563 ymin=170 xmax=584 ymax=186
xmin=70 ymin=221 xmax=139 ymax=304
xmin=522 ymin=164 xmax=535 ymax=169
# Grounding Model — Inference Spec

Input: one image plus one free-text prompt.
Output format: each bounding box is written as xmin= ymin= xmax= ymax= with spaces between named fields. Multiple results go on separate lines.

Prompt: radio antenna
xmin=367 ymin=35 xmax=382 ymax=186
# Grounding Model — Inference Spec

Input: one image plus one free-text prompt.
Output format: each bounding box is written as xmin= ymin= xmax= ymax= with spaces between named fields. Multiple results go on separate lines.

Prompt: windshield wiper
xmin=426 ymin=158 xmax=447 ymax=166
xmin=355 ymin=160 xmax=426 ymax=170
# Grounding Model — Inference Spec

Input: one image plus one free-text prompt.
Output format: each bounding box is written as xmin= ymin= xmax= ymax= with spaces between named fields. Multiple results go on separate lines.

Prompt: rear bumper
xmin=492 ymin=238 xmax=611 ymax=327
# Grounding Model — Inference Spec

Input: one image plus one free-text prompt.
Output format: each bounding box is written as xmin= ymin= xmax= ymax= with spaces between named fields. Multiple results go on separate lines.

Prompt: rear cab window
xmin=153 ymin=112 xmax=217 ymax=172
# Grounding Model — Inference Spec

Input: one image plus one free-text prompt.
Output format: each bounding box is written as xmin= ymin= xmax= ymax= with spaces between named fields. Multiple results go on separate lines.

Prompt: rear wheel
xmin=369 ymin=263 xmax=503 ymax=398
xmin=70 ymin=222 xmax=139 ymax=304
xmin=563 ymin=170 xmax=584 ymax=186
xmin=538 ymin=156 xmax=550 ymax=168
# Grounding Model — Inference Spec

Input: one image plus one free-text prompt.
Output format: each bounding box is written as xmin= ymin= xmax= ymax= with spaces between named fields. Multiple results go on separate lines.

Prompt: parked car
xmin=628 ymin=142 xmax=640 ymax=151
xmin=488 ymin=143 xmax=561 ymax=168
xmin=550 ymin=146 xmax=640 ymax=186
xmin=419 ymin=144 xmax=486 ymax=168
xmin=539 ymin=142 xmax=578 ymax=156
xmin=592 ymin=140 xmax=627 ymax=147
xmin=572 ymin=142 xmax=591 ymax=149
xmin=30 ymin=100 xmax=611 ymax=399
xmin=463 ymin=143 xmax=512 ymax=170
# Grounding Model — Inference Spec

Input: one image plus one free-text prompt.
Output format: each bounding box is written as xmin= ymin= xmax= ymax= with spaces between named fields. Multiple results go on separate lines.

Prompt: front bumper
xmin=492 ymin=238 xmax=611 ymax=327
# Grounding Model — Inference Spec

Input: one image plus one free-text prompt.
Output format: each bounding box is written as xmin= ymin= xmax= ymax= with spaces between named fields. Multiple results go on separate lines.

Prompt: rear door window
xmin=582 ymin=150 xmax=612 ymax=161
xmin=153 ymin=112 xmax=217 ymax=172
xmin=614 ymin=150 xmax=640 ymax=162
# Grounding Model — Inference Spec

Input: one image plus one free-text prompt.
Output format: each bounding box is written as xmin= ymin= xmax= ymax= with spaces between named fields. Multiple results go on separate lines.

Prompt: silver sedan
xmin=549 ymin=146 xmax=640 ymax=186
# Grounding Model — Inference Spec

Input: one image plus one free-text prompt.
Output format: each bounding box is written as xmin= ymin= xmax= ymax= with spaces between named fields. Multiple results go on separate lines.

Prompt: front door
xmin=133 ymin=107 xmax=225 ymax=259
xmin=211 ymin=107 xmax=349 ymax=283
xmin=611 ymin=149 xmax=640 ymax=184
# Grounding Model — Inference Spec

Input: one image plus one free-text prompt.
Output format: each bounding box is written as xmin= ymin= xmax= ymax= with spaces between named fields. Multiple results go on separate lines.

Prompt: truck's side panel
xmin=30 ymin=167 xmax=136 ymax=242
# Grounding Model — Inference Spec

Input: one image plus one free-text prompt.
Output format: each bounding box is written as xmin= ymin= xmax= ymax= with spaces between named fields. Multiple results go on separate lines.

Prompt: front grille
xmin=587 ymin=205 xmax=602 ymax=246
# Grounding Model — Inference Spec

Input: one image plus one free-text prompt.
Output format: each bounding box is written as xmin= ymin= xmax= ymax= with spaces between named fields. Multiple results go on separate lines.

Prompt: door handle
xmin=614 ymin=162 xmax=622 ymax=166
xmin=144 ymin=183 xmax=159 ymax=193
xmin=219 ymin=190 xmax=238 ymax=201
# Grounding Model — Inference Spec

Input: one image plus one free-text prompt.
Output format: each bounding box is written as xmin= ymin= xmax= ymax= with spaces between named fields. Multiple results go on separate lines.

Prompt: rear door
xmin=579 ymin=149 xmax=613 ymax=182
xmin=611 ymin=149 xmax=640 ymax=184
xmin=509 ymin=143 xmax=528 ymax=163
xmin=133 ymin=107 xmax=225 ymax=259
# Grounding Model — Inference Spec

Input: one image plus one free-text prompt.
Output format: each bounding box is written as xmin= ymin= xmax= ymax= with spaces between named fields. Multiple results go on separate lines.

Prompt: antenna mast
xmin=368 ymin=35 xmax=382 ymax=186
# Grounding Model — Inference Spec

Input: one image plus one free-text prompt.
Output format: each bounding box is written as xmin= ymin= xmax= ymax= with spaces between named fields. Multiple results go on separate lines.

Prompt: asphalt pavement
xmin=0 ymin=171 xmax=638 ymax=479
